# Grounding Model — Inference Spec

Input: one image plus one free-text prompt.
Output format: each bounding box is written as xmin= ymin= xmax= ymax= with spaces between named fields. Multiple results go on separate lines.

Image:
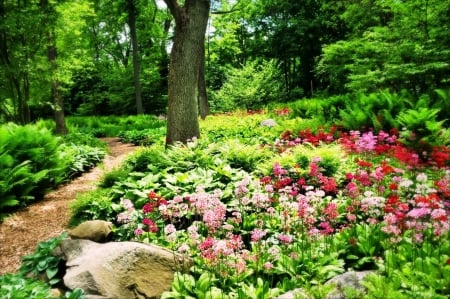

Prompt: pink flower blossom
xmin=251 ymin=229 xmax=266 ymax=242
xmin=278 ymin=234 xmax=293 ymax=244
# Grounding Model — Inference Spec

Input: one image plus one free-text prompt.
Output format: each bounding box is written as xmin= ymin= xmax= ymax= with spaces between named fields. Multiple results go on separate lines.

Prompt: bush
xmin=212 ymin=59 xmax=284 ymax=112
xmin=0 ymin=124 xmax=65 ymax=213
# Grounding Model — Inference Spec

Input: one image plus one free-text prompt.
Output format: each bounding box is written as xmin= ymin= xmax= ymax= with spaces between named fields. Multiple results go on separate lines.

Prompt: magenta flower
xmin=278 ymin=234 xmax=293 ymax=244
xmin=251 ymin=229 xmax=267 ymax=242
xmin=134 ymin=228 xmax=144 ymax=236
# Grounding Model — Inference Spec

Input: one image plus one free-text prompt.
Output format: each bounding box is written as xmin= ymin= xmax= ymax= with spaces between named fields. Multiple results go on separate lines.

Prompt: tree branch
xmin=163 ymin=0 xmax=181 ymax=21
xmin=211 ymin=0 xmax=241 ymax=15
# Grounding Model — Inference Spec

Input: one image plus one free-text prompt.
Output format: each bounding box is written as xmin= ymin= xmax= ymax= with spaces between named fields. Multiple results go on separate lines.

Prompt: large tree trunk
xmin=164 ymin=0 xmax=210 ymax=145
xmin=127 ymin=0 xmax=144 ymax=114
xmin=198 ymin=45 xmax=209 ymax=119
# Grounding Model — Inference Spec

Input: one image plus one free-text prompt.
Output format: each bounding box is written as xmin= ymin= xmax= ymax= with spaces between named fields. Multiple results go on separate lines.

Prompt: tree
xmin=126 ymin=0 xmax=144 ymax=114
xmin=40 ymin=0 xmax=68 ymax=135
xmin=163 ymin=0 xmax=210 ymax=145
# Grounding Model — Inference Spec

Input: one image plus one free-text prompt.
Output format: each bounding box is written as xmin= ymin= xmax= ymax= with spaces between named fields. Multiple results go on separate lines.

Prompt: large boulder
xmin=54 ymin=239 xmax=189 ymax=299
xmin=68 ymin=220 xmax=113 ymax=243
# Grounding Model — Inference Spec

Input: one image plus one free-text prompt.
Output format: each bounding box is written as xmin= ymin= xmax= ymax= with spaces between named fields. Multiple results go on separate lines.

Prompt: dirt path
xmin=0 ymin=138 xmax=139 ymax=275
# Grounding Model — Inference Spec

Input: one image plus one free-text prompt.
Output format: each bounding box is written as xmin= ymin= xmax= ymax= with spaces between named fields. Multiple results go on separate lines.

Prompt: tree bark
xmin=127 ymin=0 xmax=144 ymax=114
xmin=163 ymin=0 xmax=210 ymax=145
xmin=48 ymin=40 xmax=68 ymax=135
xmin=198 ymin=44 xmax=209 ymax=119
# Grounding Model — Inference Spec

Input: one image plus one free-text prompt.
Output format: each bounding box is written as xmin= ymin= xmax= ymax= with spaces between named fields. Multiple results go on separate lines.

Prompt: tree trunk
xmin=164 ymin=0 xmax=210 ymax=145
xmin=127 ymin=0 xmax=144 ymax=114
xmin=48 ymin=41 xmax=68 ymax=135
xmin=198 ymin=45 xmax=209 ymax=119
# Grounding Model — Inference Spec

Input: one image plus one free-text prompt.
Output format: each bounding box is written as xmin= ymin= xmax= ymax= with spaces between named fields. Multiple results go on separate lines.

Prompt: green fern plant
xmin=397 ymin=107 xmax=446 ymax=148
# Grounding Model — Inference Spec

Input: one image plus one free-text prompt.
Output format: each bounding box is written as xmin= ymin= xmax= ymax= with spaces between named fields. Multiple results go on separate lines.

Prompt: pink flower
xmin=264 ymin=262 xmax=274 ymax=270
xmin=278 ymin=234 xmax=293 ymax=244
xmin=323 ymin=202 xmax=339 ymax=220
xmin=407 ymin=208 xmax=431 ymax=219
xmin=273 ymin=162 xmax=287 ymax=176
xmin=164 ymin=224 xmax=176 ymax=235
xmin=134 ymin=228 xmax=144 ymax=236
xmin=142 ymin=218 xmax=158 ymax=232
xmin=251 ymin=229 xmax=266 ymax=242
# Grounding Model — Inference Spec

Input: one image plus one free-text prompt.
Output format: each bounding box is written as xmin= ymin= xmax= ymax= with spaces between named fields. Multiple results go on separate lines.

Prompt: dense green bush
xmin=212 ymin=60 xmax=284 ymax=112
xmin=0 ymin=124 xmax=66 ymax=212
xmin=0 ymin=125 xmax=106 ymax=219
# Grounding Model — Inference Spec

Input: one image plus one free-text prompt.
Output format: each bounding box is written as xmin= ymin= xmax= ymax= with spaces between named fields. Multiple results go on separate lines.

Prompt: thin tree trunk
xmin=48 ymin=41 xmax=68 ymax=135
xmin=128 ymin=0 xmax=144 ymax=114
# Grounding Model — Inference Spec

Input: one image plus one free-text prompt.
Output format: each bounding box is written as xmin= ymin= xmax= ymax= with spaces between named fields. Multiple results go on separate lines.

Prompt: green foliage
xmin=212 ymin=60 xmax=284 ymax=112
xmin=338 ymin=91 xmax=408 ymax=132
xmin=217 ymin=139 xmax=274 ymax=173
xmin=118 ymin=127 xmax=165 ymax=146
xmin=69 ymin=189 xmax=114 ymax=227
xmin=397 ymin=107 xmax=446 ymax=148
xmin=162 ymin=272 xmax=230 ymax=299
xmin=0 ymin=122 xmax=107 ymax=218
xmin=0 ymin=124 xmax=64 ymax=215
xmin=59 ymin=144 xmax=106 ymax=180
xmin=19 ymin=233 xmax=68 ymax=286
xmin=287 ymin=95 xmax=346 ymax=121
xmin=0 ymin=273 xmax=58 ymax=299
xmin=317 ymin=0 xmax=450 ymax=95
xmin=66 ymin=115 xmax=166 ymax=138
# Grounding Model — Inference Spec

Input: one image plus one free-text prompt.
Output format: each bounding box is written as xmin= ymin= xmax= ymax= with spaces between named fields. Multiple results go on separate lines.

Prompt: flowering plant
xmin=109 ymin=122 xmax=450 ymax=297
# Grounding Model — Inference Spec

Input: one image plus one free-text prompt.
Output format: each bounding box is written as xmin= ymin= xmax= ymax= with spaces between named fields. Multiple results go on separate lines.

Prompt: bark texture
xmin=164 ymin=0 xmax=210 ymax=145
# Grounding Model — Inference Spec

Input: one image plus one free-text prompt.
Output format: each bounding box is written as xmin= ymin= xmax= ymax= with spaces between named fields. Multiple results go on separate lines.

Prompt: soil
xmin=0 ymin=137 xmax=139 ymax=275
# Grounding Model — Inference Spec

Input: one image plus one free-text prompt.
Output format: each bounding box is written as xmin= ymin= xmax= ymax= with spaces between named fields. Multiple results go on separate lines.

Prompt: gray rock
xmin=54 ymin=239 xmax=190 ymax=299
xmin=324 ymin=270 xmax=374 ymax=299
xmin=273 ymin=288 xmax=310 ymax=299
xmin=69 ymin=220 xmax=113 ymax=243
xmin=274 ymin=270 xmax=375 ymax=299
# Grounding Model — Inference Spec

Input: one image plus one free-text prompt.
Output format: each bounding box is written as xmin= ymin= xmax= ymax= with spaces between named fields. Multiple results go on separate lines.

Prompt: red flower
xmin=389 ymin=183 xmax=398 ymax=191
xmin=142 ymin=203 xmax=154 ymax=214
xmin=148 ymin=191 xmax=158 ymax=199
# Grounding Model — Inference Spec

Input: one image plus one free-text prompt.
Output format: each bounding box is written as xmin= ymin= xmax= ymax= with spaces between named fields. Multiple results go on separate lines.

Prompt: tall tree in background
xmin=126 ymin=0 xmax=144 ymax=114
xmin=163 ymin=0 xmax=210 ymax=145
xmin=40 ymin=0 xmax=68 ymax=135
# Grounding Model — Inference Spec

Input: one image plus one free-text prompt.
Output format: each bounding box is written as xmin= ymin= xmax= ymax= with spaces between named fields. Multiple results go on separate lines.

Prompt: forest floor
xmin=0 ymin=137 xmax=139 ymax=275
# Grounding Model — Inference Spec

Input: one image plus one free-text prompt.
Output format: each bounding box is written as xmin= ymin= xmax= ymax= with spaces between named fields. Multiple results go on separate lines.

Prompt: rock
xmin=69 ymin=220 xmax=113 ymax=243
xmin=54 ymin=239 xmax=189 ymax=299
xmin=324 ymin=270 xmax=375 ymax=299
xmin=274 ymin=288 xmax=311 ymax=299
xmin=274 ymin=270 xmax=375 ymax=299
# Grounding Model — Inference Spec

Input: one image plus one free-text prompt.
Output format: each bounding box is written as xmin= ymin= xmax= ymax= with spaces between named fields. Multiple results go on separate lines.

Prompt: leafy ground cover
xmin=67 ymin=109 xmax=450 ymax=298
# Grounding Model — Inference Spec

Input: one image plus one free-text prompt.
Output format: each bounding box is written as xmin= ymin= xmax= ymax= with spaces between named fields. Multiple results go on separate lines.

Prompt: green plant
xmin=161 ymin=272 xmax=230 ymax=299
xmin=212 ymin=59 xmax=284 ymax=112
xmin=63 ymin=288 xmax=86 ymax=299
xmin=69 ymin=189 xmax=114 ymax=227
xmin=0 ymin=273 xmax=58 ymax=299
xmin=397 ymin=107 xmax=446 ymax=148
xmin=19 ymin=232 xmax=68 ymax=286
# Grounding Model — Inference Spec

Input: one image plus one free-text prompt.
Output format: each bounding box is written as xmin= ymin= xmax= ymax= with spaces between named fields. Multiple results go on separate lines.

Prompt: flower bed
xmin=112 ymin=125 xmax=450 ymax=298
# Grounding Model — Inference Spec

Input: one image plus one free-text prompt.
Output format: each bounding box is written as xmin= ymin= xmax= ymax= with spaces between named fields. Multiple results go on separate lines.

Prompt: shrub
xmin=212 ymin=59 xmax=284 ymax=112
xmin=0 ymin=124 xmax=65 ymax=212
xmin=69 ymin=190 xmax=114 ymax=227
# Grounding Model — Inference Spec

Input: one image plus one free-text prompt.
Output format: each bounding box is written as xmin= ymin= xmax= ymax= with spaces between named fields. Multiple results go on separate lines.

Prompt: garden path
xmin=0 ymin=137 xmax=139 ymax=275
